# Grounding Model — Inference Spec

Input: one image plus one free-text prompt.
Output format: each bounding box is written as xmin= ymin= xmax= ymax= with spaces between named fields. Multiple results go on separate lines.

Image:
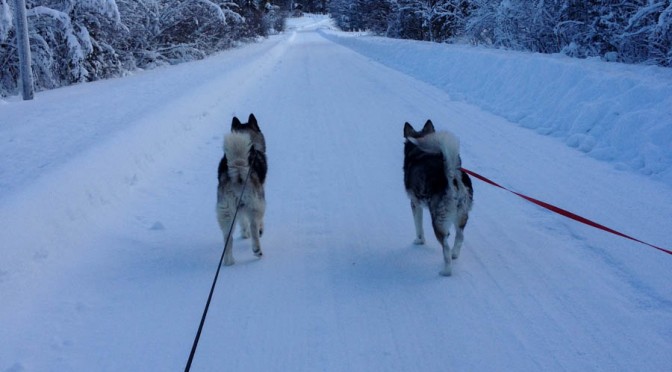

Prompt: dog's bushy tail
xmin=224 ymin=131 xmax=252 ymax=179
xmin=408 ymin=131 xmax=461 ymax=179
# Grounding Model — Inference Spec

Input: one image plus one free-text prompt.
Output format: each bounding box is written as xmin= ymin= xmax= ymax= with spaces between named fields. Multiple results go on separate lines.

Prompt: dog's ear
xmin=248 ymin=113 xmax=260 ymax=132
xmin=231 ymin=116 xmax=242 ymax=130
xmin=403 ymin=122 xmax=416 ymax=138
xmin=422 ymin=120 xmax=435 ymax=134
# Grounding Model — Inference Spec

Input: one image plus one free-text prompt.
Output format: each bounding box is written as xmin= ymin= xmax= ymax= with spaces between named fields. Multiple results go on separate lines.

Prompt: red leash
xmin=461 ymin=168 xmax=672 ymax=256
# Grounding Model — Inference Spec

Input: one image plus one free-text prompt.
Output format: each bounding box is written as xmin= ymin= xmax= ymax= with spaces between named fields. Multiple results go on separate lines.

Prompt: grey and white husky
xmin=403 ymin=120 xmax=473 ymax=276
xmin=217 ymin=114 xmax=268 ymax=266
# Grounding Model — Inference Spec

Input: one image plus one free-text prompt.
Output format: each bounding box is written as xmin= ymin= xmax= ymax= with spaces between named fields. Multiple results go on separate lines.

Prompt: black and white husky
xmin=217 ymin=114 xmax=268 ymax=266
xmin=403 ymin=120 xmax=473 ymax=276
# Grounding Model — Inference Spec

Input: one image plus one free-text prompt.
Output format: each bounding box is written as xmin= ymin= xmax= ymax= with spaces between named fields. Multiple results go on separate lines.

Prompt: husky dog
xmin=403 ymin=120 xmax=473 ymax=276
xmin=217 ymin=114 xmax=268 ymax=266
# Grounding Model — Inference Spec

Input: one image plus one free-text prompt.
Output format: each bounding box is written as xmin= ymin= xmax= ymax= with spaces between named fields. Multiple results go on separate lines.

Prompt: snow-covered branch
xmin=0 ymin=0 xmax=287 ymax=96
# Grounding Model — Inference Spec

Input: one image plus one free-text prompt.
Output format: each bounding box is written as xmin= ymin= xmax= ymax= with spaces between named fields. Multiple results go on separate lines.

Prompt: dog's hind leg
xmin=452 ymin=213 xmax=469 ymax=260
xmin=217 ymin=204 xmax=236 ymax=266
xmin=430 ymin=206 xmax=453 ymax=276
xmin=238 ymin=214 xmax=251 ymax=239
xmin=249 ymin=212 xmax=263 ymax=258
xmin=411 ymin=200 xmax=425 ymax=245
xmin=218 ymin=216 xmax=235 ymax=266
xmin=222 ymin=230 xmax=235 ymax=266
xmin=435 ymin=227 xmax=452 ymax=276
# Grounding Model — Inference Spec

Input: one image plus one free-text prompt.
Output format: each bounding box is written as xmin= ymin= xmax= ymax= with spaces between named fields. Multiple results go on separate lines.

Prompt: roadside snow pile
xmin=322 ymin=31 xmax=672 ymax=186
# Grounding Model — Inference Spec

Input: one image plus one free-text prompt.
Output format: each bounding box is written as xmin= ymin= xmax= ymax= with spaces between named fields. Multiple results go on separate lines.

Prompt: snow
xmin=1 ymin=14 xmax=671 ymax=371
xmin=320 ymin=30 xmax=672 ymax=184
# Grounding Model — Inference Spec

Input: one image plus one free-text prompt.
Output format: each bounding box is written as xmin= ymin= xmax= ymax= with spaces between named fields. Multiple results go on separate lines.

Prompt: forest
xmin=1 ymin=0 xmax=670 ymax=97
xmin=329 ymin=0 xmax=672 ymax=67
xmin=1 ymin=0 xmax=289 ymax=96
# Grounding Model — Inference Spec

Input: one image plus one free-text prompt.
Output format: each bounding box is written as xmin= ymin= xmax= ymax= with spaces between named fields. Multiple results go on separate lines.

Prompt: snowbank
xmin=322 ymin=31 xmax=672 ymax=186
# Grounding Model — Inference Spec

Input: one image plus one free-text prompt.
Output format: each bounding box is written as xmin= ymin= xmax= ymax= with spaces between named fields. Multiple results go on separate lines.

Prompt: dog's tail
xmin=224 ymin=131 xmax=252 ymax=180
xmin=408 ymin=131 xmax=461 ymax=180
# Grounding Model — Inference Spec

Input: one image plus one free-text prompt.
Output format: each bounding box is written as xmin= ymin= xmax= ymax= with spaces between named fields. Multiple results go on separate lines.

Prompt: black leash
xmin=185 ymin=151 xmax=257 ymax=372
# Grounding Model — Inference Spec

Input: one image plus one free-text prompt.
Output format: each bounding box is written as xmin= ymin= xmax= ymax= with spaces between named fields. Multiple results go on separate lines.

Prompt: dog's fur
xmin=217 ymin=114 xmax=268 ymax=266
xmin=403 ymin=120 xmax=473 ymax=276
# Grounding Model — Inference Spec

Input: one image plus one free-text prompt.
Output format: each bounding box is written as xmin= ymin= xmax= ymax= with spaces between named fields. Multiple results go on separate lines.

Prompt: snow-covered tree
xmin=113 ymin=0 xmax=161 ymax=69
xmin=0 ymin=0 xmax=286 ymax=96
xmin=360 ymin=0 xmax=396 ymax=35
xmin=462 ymin=0 xmax=671 ymax=65
xmin=618 ymin=0 xmax=671 ymax=65
xmin=296 ymin=0 xmax=329 ymax=13
xmin=155 ymin=0 xmax=243 ymax=63
xmin=1 ymin=0 xmax=11 ymax=41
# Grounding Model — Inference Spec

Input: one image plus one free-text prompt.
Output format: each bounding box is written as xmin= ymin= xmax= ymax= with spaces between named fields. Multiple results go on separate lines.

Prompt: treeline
xmin=329 ymin=0 xmax=672 ymax=67
xmin=0 ymin=0 xmax=289 ymax=97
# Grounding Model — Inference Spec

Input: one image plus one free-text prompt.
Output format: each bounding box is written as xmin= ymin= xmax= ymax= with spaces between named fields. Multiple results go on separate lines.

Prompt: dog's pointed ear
xmin=231 ymin=116 xmax=242 ymax=130
xmin=403 ymin=122 xmax=415 ymax=138
xmin=248 ymin=113 xmax=260 ymax=132
xmin=422 ymin=120 xmax=435 ymax=134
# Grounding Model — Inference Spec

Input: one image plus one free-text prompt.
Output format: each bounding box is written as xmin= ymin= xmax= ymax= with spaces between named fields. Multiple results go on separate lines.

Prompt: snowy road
xmin=2 ymin=16 xmax=671 ymax=371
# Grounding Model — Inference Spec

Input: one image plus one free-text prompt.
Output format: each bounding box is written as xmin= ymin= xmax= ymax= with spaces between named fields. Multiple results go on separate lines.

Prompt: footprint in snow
xmin=149 ymin=221 xmax=165 ymax=231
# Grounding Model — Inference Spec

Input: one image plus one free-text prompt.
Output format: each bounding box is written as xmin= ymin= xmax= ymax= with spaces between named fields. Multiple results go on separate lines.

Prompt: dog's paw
xmin=413 ymin=237 xmax=425 ymax=245
xmin=439 ymin=262 xmax=453 ymax=276
xmin=223 ymin=257 xmax=235 ymax=266
xmin=254 ymin=251 xmax=263 ymax=258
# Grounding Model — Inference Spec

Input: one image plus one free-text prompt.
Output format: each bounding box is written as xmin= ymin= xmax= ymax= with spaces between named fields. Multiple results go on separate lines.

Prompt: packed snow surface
xmin=1 ymin=15 xmax=671 ymax=371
